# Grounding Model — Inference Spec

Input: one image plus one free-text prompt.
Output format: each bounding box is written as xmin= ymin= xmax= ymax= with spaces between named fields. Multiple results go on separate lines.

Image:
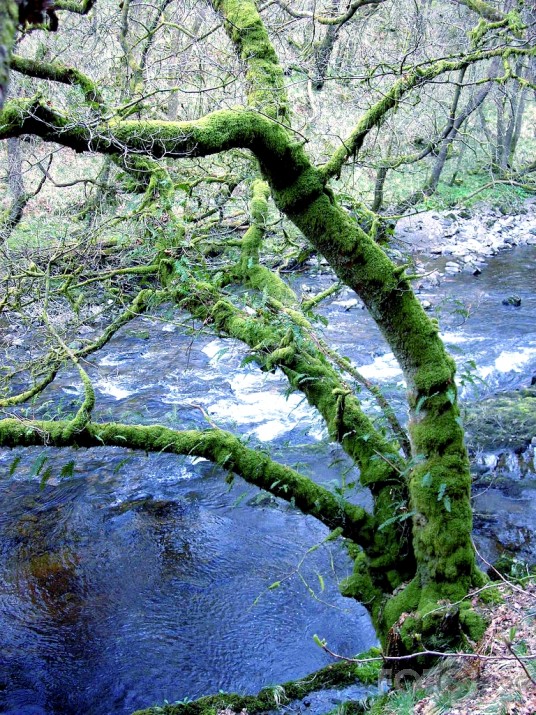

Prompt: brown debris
xmin=413 ymin=582 xmax=536 ymax=714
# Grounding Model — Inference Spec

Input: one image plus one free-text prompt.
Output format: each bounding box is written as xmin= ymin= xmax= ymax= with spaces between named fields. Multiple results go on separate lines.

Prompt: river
xmin=0 ymin=243 xmax=535 ymax=715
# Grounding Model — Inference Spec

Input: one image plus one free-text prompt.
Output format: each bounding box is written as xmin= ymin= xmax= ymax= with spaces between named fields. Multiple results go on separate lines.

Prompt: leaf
xmin=415 ymin=395 xmax=427 ymax=415
xmin=443 ymin=495 xmax=451 ymax=513
xmin=8 ymin=455 xmax=22 ymax=478
xmin=313 ymin=634 xmax=326 ymax=648
xmin=240 ymin=354 xmax=259 ymax=367
xmin=421 ymin=471 xmax=432 ymax=487
xmin=398 ymin=510 xmax=416 ymax=522
xmin=437 ymin=483 xmax=447 ymax=501
xmin=378 ymin=515 xmax=399 ymax=531
xmin=30 ymin=454 xmax=48 ymax=479
xmin=39 ymin=466 xmax=53 ymax=491
xmin=324 ymin=527 xmax=343 ymax=542
xmin=268 ymin=581 xmax=281 ymax=590
xmin=378 ymin=510 xmax=416 ymax=531
xmin=317 ymin=573 xmax=325 ymax=592
xmin=446 ymin=387 xmax=456 ymax=404
xmin=232 ymin=492 xmax=248 ymax=508
xmin=212 ymin=347 xmax=229 ymax=362
xmin=60 ymin=460 xmax=76 ymax=479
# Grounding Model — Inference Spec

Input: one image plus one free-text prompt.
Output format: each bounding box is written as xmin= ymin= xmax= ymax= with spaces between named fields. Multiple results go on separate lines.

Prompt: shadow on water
xmin=0 ymin=447 xmax=376 ymax=715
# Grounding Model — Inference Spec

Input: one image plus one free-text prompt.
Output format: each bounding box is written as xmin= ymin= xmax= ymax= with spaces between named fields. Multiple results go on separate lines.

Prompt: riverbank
xmin=394 ymin=197 xmax=536 ymax=278
xmin=373 ymin=577 xmax=536 ymax=715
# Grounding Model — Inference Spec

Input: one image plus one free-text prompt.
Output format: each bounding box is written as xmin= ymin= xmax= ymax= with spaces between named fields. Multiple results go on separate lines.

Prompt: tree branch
xmin=0 ymin=417 xmax=375 ymax=544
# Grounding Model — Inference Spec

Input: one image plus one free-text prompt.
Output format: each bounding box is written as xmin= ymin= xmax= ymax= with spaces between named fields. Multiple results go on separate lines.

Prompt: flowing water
xmin=0 ymin=245 xmax=535 ymax=715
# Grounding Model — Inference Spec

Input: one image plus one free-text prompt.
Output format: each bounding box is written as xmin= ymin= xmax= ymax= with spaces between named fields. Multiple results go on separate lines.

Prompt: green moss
xmin=464 ymin=386 xmax=536 ymax=451
xmin=459 ymin=603 xmax=487 ymax=642
xmin=131 ymin=647 xmax=382 ymax=714
xmin=275 ymin=167 xmax=326 ymax=214
xmin=339 ymin=550 xmax=384 ymax=620
xmin=381 ymin=577 xmax=421 ymax=636
xmin=212 ymin=0 xmax=288 ymax=121
xmin=0 ymin=0 xmax=18 ymax=108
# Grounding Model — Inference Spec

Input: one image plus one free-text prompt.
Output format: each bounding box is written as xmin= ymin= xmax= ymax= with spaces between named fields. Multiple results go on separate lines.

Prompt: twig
xmin=505 ymin=641 xmax=536 ymax=686
xmin=317 ymin=640 xmax=536 ymax=664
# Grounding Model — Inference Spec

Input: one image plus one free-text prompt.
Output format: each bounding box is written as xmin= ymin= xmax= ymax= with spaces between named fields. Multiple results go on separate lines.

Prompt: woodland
xmin=0 ymin=0 xmax=535 ymax=713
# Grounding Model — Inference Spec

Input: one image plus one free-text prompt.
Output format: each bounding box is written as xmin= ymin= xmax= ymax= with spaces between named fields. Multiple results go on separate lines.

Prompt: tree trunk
xmin=0 ymin=0 xmax=18 ymax=109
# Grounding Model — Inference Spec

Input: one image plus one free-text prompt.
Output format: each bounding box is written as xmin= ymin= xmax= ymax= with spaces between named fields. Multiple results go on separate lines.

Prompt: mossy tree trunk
xmin=0 ymin=0 xmax=18 ymax=108
xmin=2 ymin=0 xmax=530 ymax=653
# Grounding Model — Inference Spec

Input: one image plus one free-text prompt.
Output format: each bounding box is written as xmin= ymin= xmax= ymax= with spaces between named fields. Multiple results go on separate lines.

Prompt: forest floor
xmin=403 ymin=578 xmax=536 ymax=715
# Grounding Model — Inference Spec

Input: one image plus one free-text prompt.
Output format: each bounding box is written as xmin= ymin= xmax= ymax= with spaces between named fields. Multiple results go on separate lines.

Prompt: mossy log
xmin=130 ymin=647 xmax=382 ymax=715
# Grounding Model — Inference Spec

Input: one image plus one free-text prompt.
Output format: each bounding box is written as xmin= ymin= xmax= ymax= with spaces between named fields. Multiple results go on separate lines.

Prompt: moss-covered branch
xmin=131 ymin=646 xmax=381 ymax=715
xmin=211 ymin=0 xmax=288 ymax=121
xmin=0 ymin=288 xmax=163 ymax=408
xmin=10 ymin=54 xmax=104 ymax=110
xmin=0 ymin=417 xmax=374 ymax=544
xmin=320 ymin=45 xmax=534 ymax=180
xmin=171 ymin=277 xmax=403 ymax=493
xmin=233 ymin=178 xmax=297 ymax=303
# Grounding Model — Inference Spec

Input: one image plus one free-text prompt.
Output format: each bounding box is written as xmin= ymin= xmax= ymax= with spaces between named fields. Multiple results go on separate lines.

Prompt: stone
xmin=502 ymin=294 xmax=521 ymax=307
xmin=445 ymin=261 xmax=460 ymax=273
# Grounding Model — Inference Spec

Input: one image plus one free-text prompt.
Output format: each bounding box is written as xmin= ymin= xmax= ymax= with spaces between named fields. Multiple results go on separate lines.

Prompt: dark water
xmin=1 ymin=245 xmax=535 ymax=715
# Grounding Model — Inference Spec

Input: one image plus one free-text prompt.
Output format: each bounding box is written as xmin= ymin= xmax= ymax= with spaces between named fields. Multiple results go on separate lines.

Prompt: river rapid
xmin=0 ymin=209 xmax=535 ymax=715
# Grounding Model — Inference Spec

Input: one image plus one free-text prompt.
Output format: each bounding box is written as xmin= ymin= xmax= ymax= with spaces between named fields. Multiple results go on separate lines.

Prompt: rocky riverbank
xmin=394 ymin=197 xmax=536 ymax=278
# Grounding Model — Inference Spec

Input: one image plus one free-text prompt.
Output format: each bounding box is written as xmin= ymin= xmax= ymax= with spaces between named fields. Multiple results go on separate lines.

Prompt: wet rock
xmin=334 ymin=299 xmax=360 ymax=311
xmin=77 ymin=324 xmax=95 ymax=335
xmin=465 ymin=386 xmax=536 ymax=451
xmin=445 ymin=261 xmax=461 ymax=274
xmin=416 ymin=271 xmax=441 ymax=289
xmin=502 ymin=294 xmax=521 ymax=307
